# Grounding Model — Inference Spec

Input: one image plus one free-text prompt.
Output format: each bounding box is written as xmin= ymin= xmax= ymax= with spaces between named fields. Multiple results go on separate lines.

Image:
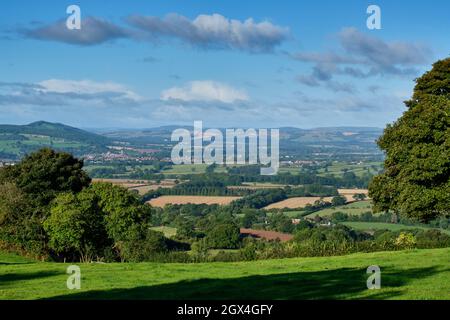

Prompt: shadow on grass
xmin=46 ymin=266 xmax=446 ymax=300
xmin=0 ymin=270 xmax=60 ymax=286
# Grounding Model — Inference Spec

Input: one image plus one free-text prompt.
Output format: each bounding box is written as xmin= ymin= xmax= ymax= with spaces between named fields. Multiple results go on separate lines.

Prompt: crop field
xmin=264 ymin=197 xmax=334 ymax=209
xmin=92 ymin=179 xmax=177 ymax=195
xmin=264 ymin=189 xmax=368 ymax=210
xmin=1 ymin=248 xmax=449 ymax=299
xmin=147 ymin=195 xmax=241 ymax=207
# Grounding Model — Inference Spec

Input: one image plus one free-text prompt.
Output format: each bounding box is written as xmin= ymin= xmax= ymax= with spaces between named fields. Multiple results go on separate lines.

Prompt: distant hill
xmin=103 ymin=125 xmax=384 ymax=161
xmin=0 ymin=121 xmax=111 ymax=159
xmin=0 ymin=122 xmax=384 ymax=161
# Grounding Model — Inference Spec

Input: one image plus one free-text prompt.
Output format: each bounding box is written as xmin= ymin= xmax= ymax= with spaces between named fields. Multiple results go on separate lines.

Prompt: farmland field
xmin=317 ymin=161 xmax=383 ymax=178
xmin=264 ymin=197 xmax=334 ymax=209
xmin=92 ymin=179 xmax=177 ymax=195
xmin=147 ymin=195 xmax=241 ymax=207
xmin=150 ymin=226 xmax=177 ymax=238
xmin=0 ymin=248 xmax=449 ymax=299
xmin=306 ymin=200 xmax=373 ymax=218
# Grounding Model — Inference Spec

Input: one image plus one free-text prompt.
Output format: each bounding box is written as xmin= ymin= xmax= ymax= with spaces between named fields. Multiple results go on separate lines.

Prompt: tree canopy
xmin=369 ymin=57 xmax=450 ymax=221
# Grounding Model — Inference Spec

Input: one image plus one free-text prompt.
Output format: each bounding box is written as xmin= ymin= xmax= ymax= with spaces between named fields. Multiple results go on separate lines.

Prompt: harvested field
xmin=240 ymin=228 xmax=293 ymax=242
xmin=338 ymin=188 xmax=369 ymax=195
xmin=338 ymin=189 xmax=370 ymax=202
xmin=92 ymin=179 xmax=178 ymax=195
xmin=264 ymin=197 xmax=334 ymax=209
xmin=147 ymin=195 xmax=241 ymax=207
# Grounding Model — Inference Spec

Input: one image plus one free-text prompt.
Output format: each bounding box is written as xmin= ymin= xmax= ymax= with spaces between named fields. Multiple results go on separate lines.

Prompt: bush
xmin=118 ymin=229 xmax=168 ymax=262
xmin=206 ymin=223 xmax=241 ymax=249
xmin=395 ymin=232 xmax=416 ymax=249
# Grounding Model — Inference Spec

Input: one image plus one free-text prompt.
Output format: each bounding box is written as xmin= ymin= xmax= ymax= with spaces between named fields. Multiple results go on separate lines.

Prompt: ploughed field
xmin=0 ymin=248 xmax=449 ymax=299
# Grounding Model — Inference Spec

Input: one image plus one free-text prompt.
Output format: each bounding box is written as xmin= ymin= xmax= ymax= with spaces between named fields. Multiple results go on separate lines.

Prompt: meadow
xmin=341 ymin=222 xmax=450 ymax=235
xmin=0 ymin=248 xmax=449 ymax=300
xmin=306 ymin=200 xmax=373 ymax=217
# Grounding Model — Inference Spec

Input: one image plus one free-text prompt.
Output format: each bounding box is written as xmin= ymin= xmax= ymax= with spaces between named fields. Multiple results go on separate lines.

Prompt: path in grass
xmin=0 ymin=248 xmax=449 ymax=300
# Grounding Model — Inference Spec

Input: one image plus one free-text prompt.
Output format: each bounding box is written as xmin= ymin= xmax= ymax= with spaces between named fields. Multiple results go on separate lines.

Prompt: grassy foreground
xmin=0 ymin=248 xmax=449 ymax=300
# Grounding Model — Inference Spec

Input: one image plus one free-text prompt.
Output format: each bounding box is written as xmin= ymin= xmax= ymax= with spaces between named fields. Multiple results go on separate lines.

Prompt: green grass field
xmin=317 ymin=161 xmax=383 ymax=178
xmin=341 ymin=222 xmax=450 ymax=235
xmin=306 ymin=200 xmax=373 ymax=218
xmin=150 ymin=226 xmax=178 ymax=238
xmin=1 ymin=248 xmax=449 ymax=300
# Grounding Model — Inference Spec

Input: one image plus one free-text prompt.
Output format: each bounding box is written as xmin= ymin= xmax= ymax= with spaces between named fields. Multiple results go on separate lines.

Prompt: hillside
xmin=0 ymin=248 xmax=448 ymax=299
xmin=0 ymin=121 xmax=111 ymax=159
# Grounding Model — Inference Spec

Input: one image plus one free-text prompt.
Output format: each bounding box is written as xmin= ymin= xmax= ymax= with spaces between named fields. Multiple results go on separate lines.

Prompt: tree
xmin=88 ymin=182 xmax=152 ymax=243
xmin=44 ymin=191 xmax=109 ymax=262
xmin=353 ymin=193 xmax=367 ymax=201
xmin=331 ymin=195 xmax=347 ymax=207
xmin=0 ymin=148 xmax=90 ymax=206
xmin=369 ymin=58 xmax=450 ymax=222
xmin=206 ymin=223 xmax=241 ymax=249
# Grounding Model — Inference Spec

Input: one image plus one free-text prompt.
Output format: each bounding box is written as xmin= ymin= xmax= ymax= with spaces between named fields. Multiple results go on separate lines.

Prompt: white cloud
xmin=161 ymin=80 xmax=249 ymax=103
xmin=127 ymin=13 xmax=289 ymax=53
xmin=38 ymin=79 xmax=142 ymax=101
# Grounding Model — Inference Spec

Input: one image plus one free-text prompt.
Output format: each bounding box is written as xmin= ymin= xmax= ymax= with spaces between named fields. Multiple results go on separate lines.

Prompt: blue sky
xmin=1 ymin=0 xmax=449 ymax=129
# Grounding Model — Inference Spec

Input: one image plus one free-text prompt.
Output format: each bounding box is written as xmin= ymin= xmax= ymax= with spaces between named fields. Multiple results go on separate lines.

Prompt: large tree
xmin=369 ymin=58 xmax=450 ymax=222
xmin=0 ymin=148 xmax=91 ymax=207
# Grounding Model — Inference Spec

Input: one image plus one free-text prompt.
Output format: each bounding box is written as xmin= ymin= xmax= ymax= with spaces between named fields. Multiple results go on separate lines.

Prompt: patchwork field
xmin=265 ymin=189 xmax=369 ymax=209
xmin=147 ymin=195 xmax=241 ymax=207
xmin=1 ymin=248 xmax=449 ymax=299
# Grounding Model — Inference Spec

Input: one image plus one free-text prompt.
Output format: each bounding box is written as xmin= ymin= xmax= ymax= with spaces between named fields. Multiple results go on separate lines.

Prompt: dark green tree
xmin=369 ymin=58 xmax=450 ymax=221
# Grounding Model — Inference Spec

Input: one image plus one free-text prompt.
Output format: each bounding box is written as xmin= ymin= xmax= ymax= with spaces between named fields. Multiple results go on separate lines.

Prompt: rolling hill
xmin=0 ymin=121 xmax=111 ymax=159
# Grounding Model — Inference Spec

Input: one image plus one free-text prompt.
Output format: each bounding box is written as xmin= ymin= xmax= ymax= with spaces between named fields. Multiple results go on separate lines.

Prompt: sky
xmin=0 ymin=0 xmax=449 ymax=129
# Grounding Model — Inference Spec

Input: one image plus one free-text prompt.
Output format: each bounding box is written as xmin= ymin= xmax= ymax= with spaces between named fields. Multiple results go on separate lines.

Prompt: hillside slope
xmin=0 ymin=121 xmax=110 ymax=159
xmin=0 ymin=248 xmax=448 ymax=300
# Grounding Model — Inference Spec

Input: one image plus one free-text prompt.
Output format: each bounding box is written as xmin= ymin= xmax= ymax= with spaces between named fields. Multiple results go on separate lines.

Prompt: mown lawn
xmin=0 ymin=248 xmax=449 ymax=300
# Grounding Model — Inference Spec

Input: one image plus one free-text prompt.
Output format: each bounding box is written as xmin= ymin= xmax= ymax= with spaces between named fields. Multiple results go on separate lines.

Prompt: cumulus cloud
xmin=127 ymin=13 xmax=289 ymax=53
xmin=161 ymin=80 xmax=249 ymax=103
xmin=292 ymin=27 xmax=432 ymax=90
xmin=21 ymin=17 xmax=129 ymax=45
